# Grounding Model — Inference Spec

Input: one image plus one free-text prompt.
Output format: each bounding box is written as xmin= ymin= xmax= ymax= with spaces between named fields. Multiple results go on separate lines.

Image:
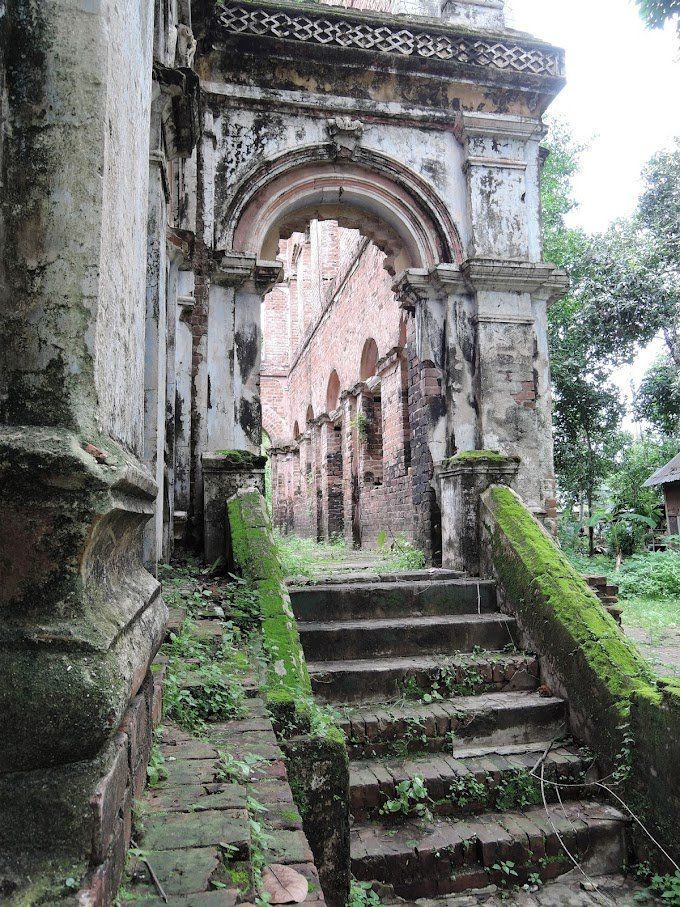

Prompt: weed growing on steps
xmin=398 ymin=661 xmax=486 ymax=704
xmin=146 ymin=732 xmax=167 ymax=788
xmin=448 ymin=775 xmax=489 ymax=808
xmin=493 ymin=770 xmax=542 ymax=810
xmin=215 ymin=750 xmax=266 ymax=784
xmin=349 ymin=879 xmax=382 ymax=907
xmin=380 ymin=775 xmax=432 ymax=821
xmin=163 ymin=622 xmax=249 ymax=734
xmin=634 ymin=862 xmax=680 ymax=905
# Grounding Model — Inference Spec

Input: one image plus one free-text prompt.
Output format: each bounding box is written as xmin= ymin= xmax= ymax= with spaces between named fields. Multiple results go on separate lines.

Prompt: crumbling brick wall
xmin=261 ymin=223 xmax=429 ymax=552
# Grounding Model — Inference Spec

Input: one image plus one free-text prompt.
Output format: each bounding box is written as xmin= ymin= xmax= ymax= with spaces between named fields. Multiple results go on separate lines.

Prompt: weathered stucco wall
xmin=96 ymin=0 xmax=154 ymax=458
xmin=0 ymin=1 xmax=166 ymax=900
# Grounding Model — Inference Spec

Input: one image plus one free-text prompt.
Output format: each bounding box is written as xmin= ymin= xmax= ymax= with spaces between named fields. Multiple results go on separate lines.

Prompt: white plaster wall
xmin=95 ymin=0 xmax=154 ymax=458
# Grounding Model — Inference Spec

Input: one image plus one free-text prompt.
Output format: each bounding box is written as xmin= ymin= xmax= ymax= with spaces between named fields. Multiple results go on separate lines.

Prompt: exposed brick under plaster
xmin=261 ymin=222 xmax=443 ymax=556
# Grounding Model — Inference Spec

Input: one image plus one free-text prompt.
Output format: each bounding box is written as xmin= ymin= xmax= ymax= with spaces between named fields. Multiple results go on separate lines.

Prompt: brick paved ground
xmin=116 ymin=575 xmax=324 ymax=906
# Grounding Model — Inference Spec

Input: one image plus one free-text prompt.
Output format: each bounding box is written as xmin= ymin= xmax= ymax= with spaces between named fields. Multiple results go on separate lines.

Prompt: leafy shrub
xmin=349 ymin=880 xmax=382 ymax=907
xmin=616 ymin=549 xmax=680 ymax=599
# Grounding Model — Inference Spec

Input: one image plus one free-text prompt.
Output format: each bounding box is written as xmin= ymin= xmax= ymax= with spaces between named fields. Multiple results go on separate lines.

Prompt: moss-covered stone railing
xmin=480 ymin=485 xmax=680 ymax=868
xmin=227 ymin=489 xmax=350 ymax=906
xmin=227 ymin=488 xmax=312 ymax=721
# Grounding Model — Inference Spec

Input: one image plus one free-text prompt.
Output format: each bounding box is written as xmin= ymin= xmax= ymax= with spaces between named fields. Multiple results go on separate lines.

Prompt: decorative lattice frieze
xmin=217 ymin=3 xmax=564 ymax=77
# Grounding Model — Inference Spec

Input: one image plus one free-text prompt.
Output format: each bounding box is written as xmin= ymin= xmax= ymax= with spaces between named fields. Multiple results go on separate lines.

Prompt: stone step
xmin=298 ymin=613 xmax=517 ymax=662
xmin=351 ymin=800 xmax=628 ymax=900
xmin=309 ymin=652 xmax=539 ymax=704
xmin=339 ymin=691 xmax=567 ymax=758
xmin=290 ymin=579 xmax=497 ymax=622
xmin=288 ymin=568 xmax=464 ymax=589
xmin=349 ymin=743 xmax=589 ymax=820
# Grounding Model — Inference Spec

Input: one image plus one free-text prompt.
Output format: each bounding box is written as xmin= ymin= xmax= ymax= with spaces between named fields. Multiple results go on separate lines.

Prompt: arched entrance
xmin=193 ymin=22 xmax=568 ymax=559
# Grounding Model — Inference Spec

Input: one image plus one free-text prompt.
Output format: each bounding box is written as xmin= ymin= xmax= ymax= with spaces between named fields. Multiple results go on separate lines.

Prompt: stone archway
xmin=193 ymin=1 xmax=569 ymax=558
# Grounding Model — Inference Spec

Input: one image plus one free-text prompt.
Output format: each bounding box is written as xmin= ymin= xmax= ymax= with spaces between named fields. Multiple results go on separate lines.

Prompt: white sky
xmin=505 ymin=0 xmax=679 ymax=427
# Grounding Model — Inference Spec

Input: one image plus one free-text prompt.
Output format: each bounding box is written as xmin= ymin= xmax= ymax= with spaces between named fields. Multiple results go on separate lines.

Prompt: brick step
xmin=290 ymin=579 xmax=497 ymax=622
xmin=351 ymin=800 xmax=628 ymax=900
xmin=298 ymin=613 xmax=517 ymax=662
xmin=309 ymin=652 xmax=539 ymax=703
xmin=350 ymin=743 xmax=590 ymax=820
xmin=339 ymin=691 xmax=566 ymax=757
xmin=288 ymin=568 xmax=464 ymax=589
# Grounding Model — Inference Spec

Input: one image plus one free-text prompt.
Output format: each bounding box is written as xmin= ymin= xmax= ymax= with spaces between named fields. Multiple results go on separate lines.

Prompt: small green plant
xmin=349 ymin=879 xmax=382 ymax=907
xmin=216 ymin=750 xmax=265 ymax=784
xmin=494 ymin=770 xmax=541 ymax=810
xmin=448 ymin=775 xmax=488 ymax=808
xmin=377 ymin=531 xmax=426 ymax=570
xmin=523 ymin=872 xmax=543 ymax=891
xmin=380 ymin=776 xmax=432 ymax=821
xmin=351 ymin=412 xmax=370 ymax=443
xmin=649 ymin=871 xmax=680 ymax=905
xmin=146 ymin=734 xmax=167 ymax=788
xmin=492 ymin=860 xmax=518 ymax=886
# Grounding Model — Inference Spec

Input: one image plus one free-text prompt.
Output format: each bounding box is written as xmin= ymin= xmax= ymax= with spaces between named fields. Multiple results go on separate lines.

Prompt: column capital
xmin=462 ymin=258 xmax=568 ymax=303
xmin=454 ymin=111 xmax=546 ymax=144
xmin=212 ymin=252 xmax=283 ymax=292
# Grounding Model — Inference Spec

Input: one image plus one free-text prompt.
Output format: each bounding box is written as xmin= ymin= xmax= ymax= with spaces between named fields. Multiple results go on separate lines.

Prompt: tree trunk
xmin=663 ymin=325 xmax=680 ymax=369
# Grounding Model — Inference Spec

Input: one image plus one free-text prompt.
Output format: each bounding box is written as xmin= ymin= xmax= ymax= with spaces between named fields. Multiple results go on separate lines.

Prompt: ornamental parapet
xmin=216 ymin=0 xmax=565 ymax=82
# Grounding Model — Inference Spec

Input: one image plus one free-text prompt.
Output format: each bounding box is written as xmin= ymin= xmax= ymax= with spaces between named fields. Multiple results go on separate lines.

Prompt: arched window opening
xmin=293 ymin=420 xmax=300 ymax=440
xmin=306 ymin=404 xmax=314 ymax=425
xmin=360 ymin=338 xmax=378 ymax=381
xmin=326 ymin=370 xmax=340 ymax=414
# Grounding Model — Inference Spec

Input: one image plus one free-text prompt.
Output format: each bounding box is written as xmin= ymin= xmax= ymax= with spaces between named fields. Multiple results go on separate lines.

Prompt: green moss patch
xmin=444 ymin=449 xmax=516 ymax=466
xmin=481 ymin=485 xmax=656 ymax=765
xmin=227 ymin=490 xmax=312 ymax=720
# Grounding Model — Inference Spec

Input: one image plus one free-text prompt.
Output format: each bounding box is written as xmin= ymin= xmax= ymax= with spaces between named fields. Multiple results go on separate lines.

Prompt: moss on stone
xmin=226 ymin=489 xmax=350 ymax=902
xmin=227 ymin=491 xmax=311 ymax=711
xmin=481 ymin=485 xmax=656 ymax=765
xmin=214 ymin=449 xmax=267 ymax=467
xmin=448 ymin=449 xmax=510 ymax=463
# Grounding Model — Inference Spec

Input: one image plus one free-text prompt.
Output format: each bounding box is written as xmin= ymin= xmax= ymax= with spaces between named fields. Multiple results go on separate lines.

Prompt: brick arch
xmin=227 ymin=146 xmax=463 ymax=274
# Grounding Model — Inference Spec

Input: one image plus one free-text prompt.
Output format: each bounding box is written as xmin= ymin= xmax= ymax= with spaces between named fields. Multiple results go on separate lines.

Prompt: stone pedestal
xmin=202 ymin=450 xmax=266 ymax=564
xmin=437 ymin=452 xmax=519 ymax=575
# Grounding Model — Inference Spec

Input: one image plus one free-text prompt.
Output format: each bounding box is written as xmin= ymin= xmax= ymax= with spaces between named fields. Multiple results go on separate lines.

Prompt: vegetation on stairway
xmin=273 ymin=529 xmax=425 ymax=578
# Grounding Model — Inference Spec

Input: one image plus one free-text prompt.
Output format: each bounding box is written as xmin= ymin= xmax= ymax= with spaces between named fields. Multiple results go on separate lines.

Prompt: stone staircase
xmin=290 ymin=573 xmax=630 ymax=902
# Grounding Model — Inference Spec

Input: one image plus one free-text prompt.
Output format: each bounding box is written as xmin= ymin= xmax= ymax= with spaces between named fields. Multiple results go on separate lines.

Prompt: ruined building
xmin=4 ymin=1 xmax=678 ymax=904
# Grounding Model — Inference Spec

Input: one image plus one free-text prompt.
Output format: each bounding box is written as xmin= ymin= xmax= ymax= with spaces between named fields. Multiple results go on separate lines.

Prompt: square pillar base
xmin=202 ymin=450 xmax=266 ymax=565
xmin=437 ymin=451 xmax=519 ymax=575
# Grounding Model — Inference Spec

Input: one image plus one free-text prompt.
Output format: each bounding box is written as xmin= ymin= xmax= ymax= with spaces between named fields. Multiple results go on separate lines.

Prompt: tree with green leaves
xmin=636 ymin=140 xmax=680 ymax=368
xmin=635 ymin=0 xmax=680 ymax=29
xmin=634 ymin=355 xmax=680 ymax=436
xmin=541 ymin=124 xmax=678 ymax=543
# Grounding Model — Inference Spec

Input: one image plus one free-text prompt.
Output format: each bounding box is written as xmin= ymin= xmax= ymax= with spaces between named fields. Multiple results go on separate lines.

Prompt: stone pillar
xmin=437 ymin=453 xmax=519 ymax=574
xmin=206 ymin=254 xmax=282 ymax=454
xmin=0 ymin=0 xmax=164 ymax=892
xmin=456 ymin=111 xmax=568 ymax=521
xmin=144 ymin=66 xmax=199 ymax=569
xmin=200 ymin=254 xmax=280 ymax=555
xmin=202 ymin=451 xmax=266 ymax=565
